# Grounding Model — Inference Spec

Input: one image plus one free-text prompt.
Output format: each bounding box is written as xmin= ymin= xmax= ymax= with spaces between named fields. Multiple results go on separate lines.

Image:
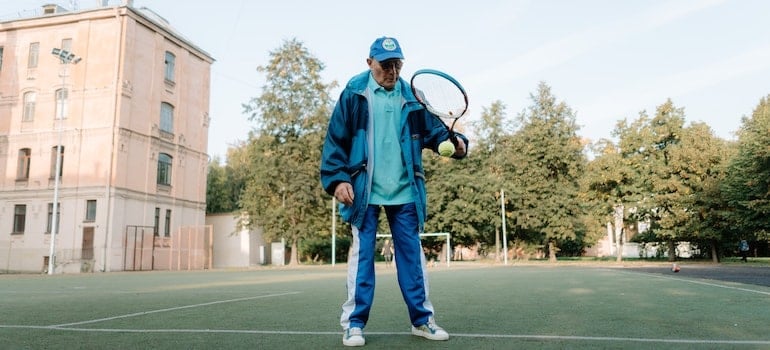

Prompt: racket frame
xmin=410 ymin=69 xmax=469 ymax=120
xmin=409 ymin=69 xmax=469 ymax=144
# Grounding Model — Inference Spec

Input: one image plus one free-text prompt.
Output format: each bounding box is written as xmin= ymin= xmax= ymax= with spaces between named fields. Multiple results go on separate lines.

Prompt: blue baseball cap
xmin=369 ymin=37 xmax=404 ymax=61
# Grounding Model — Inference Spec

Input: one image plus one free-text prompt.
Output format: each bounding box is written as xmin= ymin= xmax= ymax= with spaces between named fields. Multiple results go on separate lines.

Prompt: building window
xmin=46 ymin=203 xmax=60 ymax=234
xmin=58 ymin=38 xmax=72 ymax=65
xmin=23 ymin=92 xmax=36 ymax=121
xmin=85 ymin=200 xmax=97 ymax=222
xmin=0 ymin=46 xmax=4 ymax=71
xmin=164 ymin=51 xmax=175 ymax=83
xmin=154 ymin=207 xmax=160 ymax=236
xmin=157 ymin=153 xmax=172 ymax=186
xmin=28 ymin=42 xmax=39 ymax=68
xmin=164 ymin=209 xmax=171 ymax=237
xmin=55 ymin=88 xmax=68 ymax=120
xmin=17 ymin=148 xmax=31 ymax=180
xmin=50 ymin=146 xmax=64 ymax=179
xmin=61 ymin=38 xmax=72 ymax=52
xmin=13 ymin=205 xmax=27 ymax=234
xmin=160 ymin=102 xmax=174 ymax=135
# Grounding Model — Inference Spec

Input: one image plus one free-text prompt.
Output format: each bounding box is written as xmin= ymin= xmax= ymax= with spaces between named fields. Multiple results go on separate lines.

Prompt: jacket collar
xmin=348 ymin=70 xmax=410 ymax=97
xmin=346 ymin=70 xmax=422 ymax=114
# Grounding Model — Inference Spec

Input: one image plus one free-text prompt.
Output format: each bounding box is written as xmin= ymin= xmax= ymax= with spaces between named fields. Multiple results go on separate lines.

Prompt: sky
xmin=4 ymin=0 xmax=770 ymax=160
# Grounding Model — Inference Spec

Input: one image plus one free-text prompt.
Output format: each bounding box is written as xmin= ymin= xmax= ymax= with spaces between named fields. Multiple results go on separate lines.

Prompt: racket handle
xmin=448 ymin=131 xmax=458 ymax=146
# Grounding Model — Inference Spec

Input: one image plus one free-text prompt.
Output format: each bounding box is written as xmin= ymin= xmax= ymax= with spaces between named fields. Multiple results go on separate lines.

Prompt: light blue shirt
xmin=367 ymin=74 xmax=412 ymax=205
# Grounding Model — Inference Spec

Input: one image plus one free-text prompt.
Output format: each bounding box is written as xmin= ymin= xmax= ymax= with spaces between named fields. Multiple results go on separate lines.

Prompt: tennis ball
xmin=438 ymin=140 xmax=455 ymax=157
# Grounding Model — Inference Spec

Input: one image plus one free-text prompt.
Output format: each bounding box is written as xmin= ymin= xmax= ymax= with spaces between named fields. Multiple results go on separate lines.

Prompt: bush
xmin=301 ymin=236 xmax=350 ymax=264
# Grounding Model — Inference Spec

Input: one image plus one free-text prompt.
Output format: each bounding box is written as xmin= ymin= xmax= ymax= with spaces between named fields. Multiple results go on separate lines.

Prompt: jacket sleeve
xmin=419 ymin=109 xmax=469 ymax=159
xmin=320 ymin=91 xmax=353 ymax=195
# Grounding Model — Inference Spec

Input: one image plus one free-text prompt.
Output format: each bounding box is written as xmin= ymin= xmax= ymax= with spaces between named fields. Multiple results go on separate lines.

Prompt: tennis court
xmin=2 ymin=262 xmax=769 ymax=349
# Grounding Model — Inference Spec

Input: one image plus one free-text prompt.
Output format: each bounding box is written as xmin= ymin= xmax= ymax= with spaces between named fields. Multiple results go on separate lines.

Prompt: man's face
xmin=367 ymin=58 xmax=403 ymax=90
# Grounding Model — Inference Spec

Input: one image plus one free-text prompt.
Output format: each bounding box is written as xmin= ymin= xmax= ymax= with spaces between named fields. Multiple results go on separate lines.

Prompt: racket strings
xmin=412 ymin=74 xmax=466 ymax=119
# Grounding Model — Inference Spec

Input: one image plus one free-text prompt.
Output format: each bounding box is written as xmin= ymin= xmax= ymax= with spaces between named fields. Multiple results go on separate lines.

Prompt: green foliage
xmin=556 ymin=237 xmax=586 ymax=257
xmin=424 ymin=150 xmax=491 ymax=248
xmin=206 ymin=148 xmax=249 ymax=214
xmin=238 ymin=38 xmax=337 ymax=265
xmin=300 ymin=236 xmax=350 ymax=264
xmin=207 ymin=40 xmax=769 ymax=262
xmin=722 ymin=95 xmax=770 ymax=239
xmin=507 ymin=83 xmax=587 ymax=260
xmin=580 ymin=140 xmax=626 ymax=245
xmin=206 ymin=156 xmax=234 ymax=214
xmin=677 ymin=122 xmax=731 ymax=260
xmin=584 ymin=98 xmax=739 ymax=261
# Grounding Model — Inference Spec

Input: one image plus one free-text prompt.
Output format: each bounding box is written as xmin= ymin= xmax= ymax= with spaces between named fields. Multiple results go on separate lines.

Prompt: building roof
xmin=0 ymin=2 xmax=214 ymax=63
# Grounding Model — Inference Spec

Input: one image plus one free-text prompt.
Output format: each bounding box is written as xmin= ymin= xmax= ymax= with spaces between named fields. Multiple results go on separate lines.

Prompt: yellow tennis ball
xmin=438 ymin=140 xmax=455 ymax=157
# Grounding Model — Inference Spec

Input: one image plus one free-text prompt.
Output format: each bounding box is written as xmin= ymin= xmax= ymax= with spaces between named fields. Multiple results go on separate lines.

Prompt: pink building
xmin=0 ymin=3 xmax=214 ymax=273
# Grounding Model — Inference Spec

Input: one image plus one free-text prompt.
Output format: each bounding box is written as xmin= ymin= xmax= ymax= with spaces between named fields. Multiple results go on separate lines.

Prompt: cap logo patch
xmin=381 ymin=38 xmax=397 ymax=51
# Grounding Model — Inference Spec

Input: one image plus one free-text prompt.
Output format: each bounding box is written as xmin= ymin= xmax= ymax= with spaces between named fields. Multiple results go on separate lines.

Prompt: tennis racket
xmin=410 ymin=69 xmax=469 ymax=145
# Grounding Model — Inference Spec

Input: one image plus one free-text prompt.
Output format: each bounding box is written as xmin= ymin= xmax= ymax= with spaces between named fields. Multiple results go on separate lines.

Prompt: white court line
xmin=452 ymin=333 xmax=770 ymax=345
xmin=1 ymin=327 xmax=769 ymax=345
xmin=49 ymin=291 xmax=301 ymax=328
xmin=612 ymin=269 xmax=770 ymax=296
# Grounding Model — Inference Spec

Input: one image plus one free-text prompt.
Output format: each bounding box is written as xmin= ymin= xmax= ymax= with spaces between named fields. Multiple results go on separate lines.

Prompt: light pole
xmin=501 ymin=189 xmax=508 ymax=265
xmin=332 ymin=197 xmax=336 ymax=267
xmin=48 ymin=48 xmax=81 ymax=275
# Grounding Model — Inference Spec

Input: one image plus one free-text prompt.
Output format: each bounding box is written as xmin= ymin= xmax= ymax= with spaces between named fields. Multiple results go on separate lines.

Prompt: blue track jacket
xmin=320 ymin=71 xmax=469 ymax=230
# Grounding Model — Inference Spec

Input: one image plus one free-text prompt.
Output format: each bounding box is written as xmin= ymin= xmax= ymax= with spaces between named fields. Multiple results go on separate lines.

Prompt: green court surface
xmin=1 ymin=262 xmax=769 ymax=349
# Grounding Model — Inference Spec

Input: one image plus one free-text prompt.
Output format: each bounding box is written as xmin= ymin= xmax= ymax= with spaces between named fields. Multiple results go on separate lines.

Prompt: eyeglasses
xmin=378 ymin=59 xmax=403 ymax=71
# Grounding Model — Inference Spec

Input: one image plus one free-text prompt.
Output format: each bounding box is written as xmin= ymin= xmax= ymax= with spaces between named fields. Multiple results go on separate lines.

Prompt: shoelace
xmin=427 ymin=318 xmax=442 ymax=330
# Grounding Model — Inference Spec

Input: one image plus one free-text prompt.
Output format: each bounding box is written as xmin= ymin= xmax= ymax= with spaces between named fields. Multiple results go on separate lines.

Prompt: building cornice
xmin=0 ymin=6 xmax=215 ymax=64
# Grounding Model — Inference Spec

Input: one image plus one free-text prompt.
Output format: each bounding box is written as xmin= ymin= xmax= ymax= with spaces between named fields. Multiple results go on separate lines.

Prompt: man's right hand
xmin=334 ymin=182 xmax=354 ymax=206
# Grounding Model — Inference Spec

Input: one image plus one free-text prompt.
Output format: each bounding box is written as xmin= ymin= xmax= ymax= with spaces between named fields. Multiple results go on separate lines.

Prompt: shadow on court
xmin=623 ymin=264 xmax=770 ymax=287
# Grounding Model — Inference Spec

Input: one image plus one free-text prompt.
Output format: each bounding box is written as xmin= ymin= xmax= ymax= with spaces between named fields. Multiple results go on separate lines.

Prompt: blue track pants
xmin=340 ymin=203 xmax=435 ymax=329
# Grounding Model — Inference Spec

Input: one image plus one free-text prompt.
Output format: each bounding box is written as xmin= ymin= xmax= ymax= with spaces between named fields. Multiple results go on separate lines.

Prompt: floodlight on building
xmin=51 ymin=48 xmax=82 ymax=64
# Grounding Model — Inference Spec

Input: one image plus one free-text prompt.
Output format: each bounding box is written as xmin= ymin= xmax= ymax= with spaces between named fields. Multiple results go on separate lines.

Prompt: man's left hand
xmin=454 ymin=138 xmax=467 ymax=157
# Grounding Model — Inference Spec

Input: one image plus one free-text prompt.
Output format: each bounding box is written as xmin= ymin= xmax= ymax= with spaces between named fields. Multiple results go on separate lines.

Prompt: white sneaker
xmin=411 ymin=317 xmax=449 ymax=341
xmin=343 ymin=327 xmax=365 ymax=347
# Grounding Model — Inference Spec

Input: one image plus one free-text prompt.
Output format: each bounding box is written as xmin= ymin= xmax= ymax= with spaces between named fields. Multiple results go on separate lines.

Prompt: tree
xmin=469 ymin=100 xmax=514 ymax=258
xmin=607 ymin=101 xmax=686 ymax=260
xmin=239 ymin=38 xmax=336 ymax=265
xmin=423 ymin=103 xmax=503 ymax=258
xmin=582 ymin=139 xmax=630 ymax=261
xmin=605 ymin=99 xmax=730 ymax=261
xmin=508 ymin=83 xmax=586 ymax=261
xmin=206 ymin=156 xmax=234 ymax=214
xmin=685 ymin=126 xmax=733 ymax=262
xmin=424 ymin=152 xmax=487 ymax=249
xmin=206 ymin=145 xmax=250 ymax=214
xmin=722 ymin=95 xmax=770 ymax=244
xmin=667 ymin=122 xmax=727 ymax=261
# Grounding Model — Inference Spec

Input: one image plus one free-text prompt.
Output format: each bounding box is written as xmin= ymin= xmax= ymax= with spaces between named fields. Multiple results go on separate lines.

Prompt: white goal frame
xmin=376 ymin=232 xmax=451 ymax=267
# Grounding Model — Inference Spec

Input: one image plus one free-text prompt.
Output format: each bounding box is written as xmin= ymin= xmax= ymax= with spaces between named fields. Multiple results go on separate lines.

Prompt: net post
xmin=446 ymin=233 xmax=450 ymax=267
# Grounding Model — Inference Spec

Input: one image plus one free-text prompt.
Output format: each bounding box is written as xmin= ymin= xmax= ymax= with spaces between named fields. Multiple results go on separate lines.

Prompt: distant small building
xmin=206 ymin=213 xmax=271 ymax=268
